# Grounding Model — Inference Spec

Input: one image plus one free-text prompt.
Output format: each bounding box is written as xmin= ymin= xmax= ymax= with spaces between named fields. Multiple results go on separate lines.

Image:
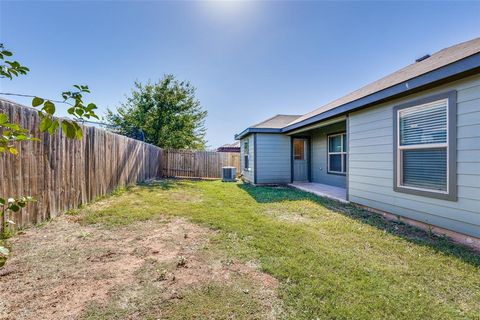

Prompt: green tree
xmin=106 ymin=75 xmax=207 ymax=150
xmin=0 ymin=44 xmax=99 ymax=260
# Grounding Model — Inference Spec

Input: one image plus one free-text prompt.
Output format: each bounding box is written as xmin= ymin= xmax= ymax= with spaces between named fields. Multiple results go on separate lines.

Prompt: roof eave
xmin=282 ymin=52 xmax=480 ymax=132
xmin=234 ymin=128 xmax=282 ymax=140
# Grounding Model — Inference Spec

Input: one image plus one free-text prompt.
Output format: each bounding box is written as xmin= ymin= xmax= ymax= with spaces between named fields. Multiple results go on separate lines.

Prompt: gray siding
xmin=256 ymin=133 xmax=291 ymax=184
xmin=310 ymin=122 xmax=347 ymax=188
xmin=348 ymin=74 xmax=480 ymax=238
xmin=240 ymin=134 xmax=255 ymax=183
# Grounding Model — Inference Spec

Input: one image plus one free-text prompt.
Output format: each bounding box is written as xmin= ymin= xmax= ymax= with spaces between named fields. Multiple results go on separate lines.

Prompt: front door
xmin=293 ymin=138 xmax=308 ymax=181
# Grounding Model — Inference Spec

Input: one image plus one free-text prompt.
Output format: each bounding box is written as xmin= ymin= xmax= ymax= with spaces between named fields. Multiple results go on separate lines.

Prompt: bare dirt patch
xmin=0 ymin=216 xmax=280 ymax=320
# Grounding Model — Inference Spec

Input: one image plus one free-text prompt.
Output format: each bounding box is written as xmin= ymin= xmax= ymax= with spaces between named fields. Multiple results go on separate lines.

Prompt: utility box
xmin=222 ymin=166 xmax=237 ymax=182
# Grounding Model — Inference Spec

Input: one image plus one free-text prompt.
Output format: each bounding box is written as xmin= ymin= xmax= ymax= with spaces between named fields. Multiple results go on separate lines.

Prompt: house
xmin=235 ymin=38 xmax=480 ymax=244
xmin=216 ymin=141 xmax=240 ymax=153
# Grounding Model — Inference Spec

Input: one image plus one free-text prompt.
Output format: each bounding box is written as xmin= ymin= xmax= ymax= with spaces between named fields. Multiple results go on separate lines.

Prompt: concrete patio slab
xmin=288 ymin=182 xmax=348 ymax=203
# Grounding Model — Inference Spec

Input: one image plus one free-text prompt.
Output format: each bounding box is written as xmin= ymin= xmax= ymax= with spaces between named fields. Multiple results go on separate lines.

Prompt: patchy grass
xmin=160 ymin=282 xmax=269 ymax=319
xmin=73 ymin=180 xmax=480 ymax=320
xmin=2 ymin=180 xmax=479 ymax=319
xmin=0 ymin=239 xmax=8 ymax=267
xmin=0 ymin=186 xmax=279 ymax=320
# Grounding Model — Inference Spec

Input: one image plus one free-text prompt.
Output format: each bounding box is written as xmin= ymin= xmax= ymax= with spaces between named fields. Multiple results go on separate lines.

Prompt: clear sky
xmin=1 ymin=1 xmax=479 ymax=148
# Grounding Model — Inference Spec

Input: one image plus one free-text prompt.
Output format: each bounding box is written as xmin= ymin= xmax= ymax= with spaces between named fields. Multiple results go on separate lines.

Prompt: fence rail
xmin=1 ymin=99 xmax=240 ymax=229
xmin=0 ymin=99 xmax=163 ymax=229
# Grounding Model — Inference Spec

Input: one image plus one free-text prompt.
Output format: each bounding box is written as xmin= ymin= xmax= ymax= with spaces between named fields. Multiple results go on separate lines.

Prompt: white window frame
xmin=393 ymin=90 xmax=457 ymax=202
xmin=396 ymin=99 xmax=449 ymax=194
xmin=243 ymin=140 xmax=250 ymax=170
xmin=327 ymin=132 xmax=347 ymax=175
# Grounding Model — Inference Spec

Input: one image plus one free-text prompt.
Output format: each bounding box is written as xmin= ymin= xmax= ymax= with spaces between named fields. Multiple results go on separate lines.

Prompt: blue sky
xmin=1 ymin=1 xmax=479 ymax=148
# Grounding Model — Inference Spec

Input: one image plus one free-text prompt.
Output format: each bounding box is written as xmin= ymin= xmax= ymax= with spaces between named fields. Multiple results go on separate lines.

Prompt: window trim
xmin=393 ymin=91 xmax=457 ymax=201
xmin=243 ymin=140 xmax=250 ymax=171
xmin=327 ymin=132 xmax=347 ymax=175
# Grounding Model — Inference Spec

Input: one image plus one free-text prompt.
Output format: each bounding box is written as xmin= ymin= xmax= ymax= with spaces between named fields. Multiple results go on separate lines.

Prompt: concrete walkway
xmin=289 ymin=182 xmax=348 ymax=203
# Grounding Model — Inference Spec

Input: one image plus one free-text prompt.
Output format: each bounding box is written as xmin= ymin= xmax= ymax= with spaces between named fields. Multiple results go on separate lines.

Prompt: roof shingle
xmin=251 ymin=114 xmax=302 ymax=128
xmin=287 ymin=37 xmax=480 ymax=126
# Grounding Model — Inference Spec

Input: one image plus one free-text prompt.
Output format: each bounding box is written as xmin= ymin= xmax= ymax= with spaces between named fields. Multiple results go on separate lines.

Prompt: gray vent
xmin=415 ymin=54 xmax=431 ymax=63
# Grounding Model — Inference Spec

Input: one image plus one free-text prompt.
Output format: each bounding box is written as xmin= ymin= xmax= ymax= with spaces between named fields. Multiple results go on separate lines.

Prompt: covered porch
xmin=289 ymin=182 xmax=348 ymax=203
xmin=289 ymin=116 xmax=348 ymax=187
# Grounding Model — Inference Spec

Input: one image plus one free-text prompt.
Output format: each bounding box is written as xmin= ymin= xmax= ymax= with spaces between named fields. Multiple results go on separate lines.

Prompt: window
xmin=328 ymin=133 xmax=347 ymax=174
xmin=244 ymin=140 xmax=249 ymax=170
xmin=293 ymin=139 xmax=305 ymax=160
xmin=394 ymin=91 xmax=457 ymax=201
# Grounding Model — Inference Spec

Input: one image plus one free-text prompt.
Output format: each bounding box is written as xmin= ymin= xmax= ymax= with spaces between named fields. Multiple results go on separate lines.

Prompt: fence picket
xmin=159 ymin=149 xmax=240 ymax=179
xmin=1 ymin=100 xmax=241 ymax=229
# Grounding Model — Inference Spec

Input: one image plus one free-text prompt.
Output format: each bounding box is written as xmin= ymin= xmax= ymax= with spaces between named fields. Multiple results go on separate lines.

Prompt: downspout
xmin=346 ymin=114 xmax=350 ymax=202
xmin=253 ymin=133 xmax=258 ymax=185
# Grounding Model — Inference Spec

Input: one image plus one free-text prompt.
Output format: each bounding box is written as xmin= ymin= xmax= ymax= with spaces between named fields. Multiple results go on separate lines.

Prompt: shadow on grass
xmin=238 ymin=183 xmax=480 ymax=267
xmin=138 ymin=179 xmax=179 ymax=191
xmin=137 ymin=179 xmax=197 ymax=192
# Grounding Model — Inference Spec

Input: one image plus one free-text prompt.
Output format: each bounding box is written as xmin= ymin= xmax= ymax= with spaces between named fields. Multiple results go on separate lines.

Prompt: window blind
xmin=399 ymin=102 xmax=447 ymax=146
xmin=402 ymin=148 xmax=447 ymax=191
xmin=398 ymin=99 xmax=448 ymax=192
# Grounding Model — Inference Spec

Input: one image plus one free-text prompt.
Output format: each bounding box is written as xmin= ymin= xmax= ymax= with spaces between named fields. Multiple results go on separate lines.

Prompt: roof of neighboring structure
xmin=217 ymin=141 xmax=241 ymax=152
xmin=219 ymin=141 xmax=240 ymax=148
xmin=287 ymin=37 xmax=480 ymax=127
xmin=235 ymin=37 xmax=480 ymax=140
xmin=252 ymin=114 xmax=302 ymax=128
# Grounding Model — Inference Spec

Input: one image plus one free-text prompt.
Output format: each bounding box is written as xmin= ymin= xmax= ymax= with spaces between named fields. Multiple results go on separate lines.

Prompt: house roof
xmin=286 ymin=37 xmax=480 ymax=128
xmin=235 ymin=37 xmax=480 ymax=140
xmin=234 ymin=114 xmax=301 ymax=139
xmin=219 ymin=141 xmax=240 ymax=148
xmin=252 ymin=114 xmax=302 ymax=128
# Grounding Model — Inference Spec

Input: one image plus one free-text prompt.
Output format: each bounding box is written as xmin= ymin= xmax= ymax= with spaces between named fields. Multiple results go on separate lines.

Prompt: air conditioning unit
xmin=222 ymin=166 xmax=237 ymax=182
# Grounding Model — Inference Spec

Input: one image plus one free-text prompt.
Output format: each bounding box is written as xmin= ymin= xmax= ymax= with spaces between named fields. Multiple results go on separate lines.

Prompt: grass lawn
xmin=2 ymin=179 xmax=479 ymax=319
xmin=75 ymin=180 xmax=480 ymax=319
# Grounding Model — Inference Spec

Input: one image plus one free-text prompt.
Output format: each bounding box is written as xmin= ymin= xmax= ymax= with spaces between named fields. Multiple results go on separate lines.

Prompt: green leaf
xmin=40 ymin=117 xmax=53 ymax=132
xmin=0 ymin=197 xmax=5 ymax=205
xmin=0 ymin=246 xmax=9 ymax=256
xmin=0 ymin=113 xmax=8 ymax=124
xmin=61 ymin=121 xmax=77 ymax=139
xmin=86 ymin=103 xmax=97 ymax=111
xmin=6 ymin=60 xmax=19 ymax=68
xmin=48 ymin=120 xmax=59 ymax=134
xmin=43 ymin=101 xmax=55 ymax=115
xmin=2 ymin=123 xmax=21 ymax=130
xmin=9 ymin=204 xmax=20 ymax=212
xmin=8 ymin=147 xmax=18 ymax=155
xmin=15 ymin=134 xmax=28 ymax=141
xmin=71 ymin=121 xmax=83 ymax=139
xmin=2 ymin=50 xmax=12 ymax=57
xmin=32 ymin=97 xmax=44 ymax=107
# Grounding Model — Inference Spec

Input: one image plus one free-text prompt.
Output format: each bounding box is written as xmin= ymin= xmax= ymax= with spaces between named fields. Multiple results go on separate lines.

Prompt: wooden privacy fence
xmin=0 ymin=99 xmax=162 ymax=228
xmin=1 ymin=99 xmax=241 ymax=229
xmin=161 ymin=149 xmax=240 ymax=179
